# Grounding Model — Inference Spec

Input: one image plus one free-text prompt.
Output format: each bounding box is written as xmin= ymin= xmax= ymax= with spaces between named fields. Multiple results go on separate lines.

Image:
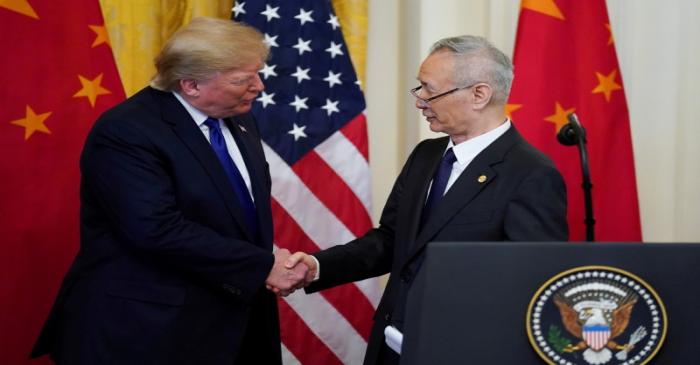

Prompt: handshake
xmin=264 ymin=249 xmax=317 ymax=297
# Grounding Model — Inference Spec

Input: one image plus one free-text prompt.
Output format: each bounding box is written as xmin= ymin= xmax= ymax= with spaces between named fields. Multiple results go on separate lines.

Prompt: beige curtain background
xmin=365 ymin=0 xmax=700 ymax=242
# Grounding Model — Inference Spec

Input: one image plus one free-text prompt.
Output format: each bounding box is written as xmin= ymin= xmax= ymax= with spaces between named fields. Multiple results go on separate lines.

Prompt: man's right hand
xmin=285 ymin=251 xmax=318 ymax=287
xmin=265 ymin=249 xmax=309 ymax=297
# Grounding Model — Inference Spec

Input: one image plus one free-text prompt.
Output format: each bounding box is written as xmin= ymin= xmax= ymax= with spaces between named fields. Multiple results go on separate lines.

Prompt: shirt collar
xmin=172 ymin=91 xmax=213 ymax=127
xmin=448 ymin=119 xmax=511 ymax=165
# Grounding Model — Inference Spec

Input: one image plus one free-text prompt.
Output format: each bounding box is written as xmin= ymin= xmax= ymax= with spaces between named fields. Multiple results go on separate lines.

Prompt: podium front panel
xmin=401 ymin=242 xmax=699 ymax=365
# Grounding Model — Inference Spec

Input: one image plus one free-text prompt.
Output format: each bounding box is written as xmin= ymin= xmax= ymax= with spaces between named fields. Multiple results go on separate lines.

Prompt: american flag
xmin=233 ymin=1 xmax=381 ymax=364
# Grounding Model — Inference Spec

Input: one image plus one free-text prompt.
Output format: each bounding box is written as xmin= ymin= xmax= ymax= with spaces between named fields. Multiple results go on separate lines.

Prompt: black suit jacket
xmin=306 ymin=124 xmax=568 ymax=365
xmin=31 ymin=87 xmax=281 ymax=364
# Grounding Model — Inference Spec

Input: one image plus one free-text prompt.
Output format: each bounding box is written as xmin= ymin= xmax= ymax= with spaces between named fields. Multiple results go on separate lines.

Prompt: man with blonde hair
xmin=31 ymin=17 xmax=305 ymax=364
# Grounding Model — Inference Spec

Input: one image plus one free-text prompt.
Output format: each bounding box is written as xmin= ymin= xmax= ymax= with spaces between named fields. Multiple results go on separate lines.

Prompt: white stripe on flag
xmin=355 ymin=277 xmax=381 ymax=308
xmin=263 ymin=143 xmax=356 ymax=247
xmin=266 ymin=143 xmax=382 ymax=308
xmin=281 ymin=343 xmax=301 ymax=365
xmin=315 ymin=131 xmax=372 ymax=215
xmin=283 ymin=290 xmax=368 ymax=365
xmin=312 ymin=133 xmax=382 ymax=307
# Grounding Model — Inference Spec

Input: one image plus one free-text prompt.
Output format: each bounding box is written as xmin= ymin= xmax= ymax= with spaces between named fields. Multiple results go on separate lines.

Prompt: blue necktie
xmin=204 ymin=118 xmax=259 ymax=238
xmin=421 ymin=148 xmax=457 ymax=225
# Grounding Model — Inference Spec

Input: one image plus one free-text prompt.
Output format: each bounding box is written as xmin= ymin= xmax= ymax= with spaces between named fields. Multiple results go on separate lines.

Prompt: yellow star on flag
xmin=10 ymin=105 xmax=52 ymax=140
xmin=73 ymin=73 xmax=111 ymax=107
xmin=605 ymin=23 xmax=615 ymax=46
xmin=0 ymin=0 xmax=38 ymax=19
xmin=592 ymin=69 xmax=622 ymax=102
xmin=88 ymin=24 xmax=111 ymax=48
xmin=505 ymin=103 xmax=523 ymax=119
xmin=544 ymin=102 xmax=575 ymax=133
xmin=521 ymin=0 xmax=564 ymax=20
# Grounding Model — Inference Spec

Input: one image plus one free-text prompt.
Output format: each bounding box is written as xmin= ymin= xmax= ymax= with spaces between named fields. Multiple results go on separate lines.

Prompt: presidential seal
xmin=526 ymin=266 xmax=667 ymax=365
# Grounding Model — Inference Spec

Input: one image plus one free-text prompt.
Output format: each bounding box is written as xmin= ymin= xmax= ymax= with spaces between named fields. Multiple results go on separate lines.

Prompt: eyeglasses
xmin=410 ymin=83 xmax=478 ymax=107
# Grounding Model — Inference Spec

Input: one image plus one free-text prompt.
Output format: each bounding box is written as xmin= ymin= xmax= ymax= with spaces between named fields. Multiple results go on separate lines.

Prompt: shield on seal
xmin=582 ymin=325 xmax=611 ymax=351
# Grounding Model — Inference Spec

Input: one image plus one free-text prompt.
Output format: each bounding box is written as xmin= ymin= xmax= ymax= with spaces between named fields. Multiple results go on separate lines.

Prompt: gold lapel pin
xmin=477 ymin=175 xmax=487 ymax=183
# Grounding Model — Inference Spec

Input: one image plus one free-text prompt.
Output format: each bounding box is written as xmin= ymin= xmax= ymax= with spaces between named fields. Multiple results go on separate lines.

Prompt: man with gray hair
xmin=31 ymin=17 xmax=307 ymax=364
xmin=284 ymin=35 xmax=568 ymax=365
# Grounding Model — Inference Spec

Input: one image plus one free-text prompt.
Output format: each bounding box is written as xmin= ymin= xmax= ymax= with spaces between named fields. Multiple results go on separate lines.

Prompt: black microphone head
xmin=557 ymin=124 xmax=578 ymax=146
xmin=567 ymin=112 xmax=580 ymax=126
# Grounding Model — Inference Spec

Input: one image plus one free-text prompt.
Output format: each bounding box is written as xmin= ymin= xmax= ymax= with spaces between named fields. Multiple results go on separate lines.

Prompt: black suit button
xmin=384 ymin=313 xmax=391 ymax=321
xmin=400 ymin=270 xmax=412 ymax=283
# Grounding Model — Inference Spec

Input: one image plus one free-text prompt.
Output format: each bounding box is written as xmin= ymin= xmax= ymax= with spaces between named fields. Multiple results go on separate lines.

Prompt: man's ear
xmin=180 ymin=79 xmax=199 ymax=97
xmin=471 ymin=83 xmax=493 ymax=110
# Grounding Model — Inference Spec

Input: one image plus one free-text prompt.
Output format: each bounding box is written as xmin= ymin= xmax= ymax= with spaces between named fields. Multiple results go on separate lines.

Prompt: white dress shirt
xmin=430 ymin=120 xmax=511 ymax=197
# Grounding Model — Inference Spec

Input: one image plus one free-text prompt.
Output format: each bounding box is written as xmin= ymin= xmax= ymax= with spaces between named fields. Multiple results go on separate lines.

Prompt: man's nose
xmin=251 ymin=73 xmax=264 ymax=92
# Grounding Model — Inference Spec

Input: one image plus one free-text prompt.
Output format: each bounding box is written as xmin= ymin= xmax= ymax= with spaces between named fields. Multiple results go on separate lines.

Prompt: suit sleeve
xmin=81 ymin=116 xmax=273 ymax=301
xmin=306 ymin=141 xmax=428 ymax=293
xmin=504 ymin=164 xmax=569 ymax=241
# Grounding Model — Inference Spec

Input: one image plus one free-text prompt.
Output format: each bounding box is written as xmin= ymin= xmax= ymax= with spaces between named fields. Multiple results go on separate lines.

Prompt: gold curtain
xmin=99 ymin=0 xmax=230 ymax=96
xmin=331 ymin=0 xmax=368 ymax=86
xmin=100 ymin=1 xmax=368 ymax=96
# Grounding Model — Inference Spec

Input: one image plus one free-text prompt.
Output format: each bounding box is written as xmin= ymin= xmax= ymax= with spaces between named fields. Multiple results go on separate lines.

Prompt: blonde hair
xmin=151 ymin=17 xmax=269 ymax=91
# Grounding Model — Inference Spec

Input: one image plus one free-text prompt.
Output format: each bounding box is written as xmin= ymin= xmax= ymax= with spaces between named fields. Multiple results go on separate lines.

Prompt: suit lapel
xmin=155 ymin=89 xmax=259 ymax=243
xmin=406 ymin=126 xmax=522 ymax=262
xmin=403 ymin=138 xmax=449 ymax=248
xmin=227 ymin=116 xmax=273 ymax=249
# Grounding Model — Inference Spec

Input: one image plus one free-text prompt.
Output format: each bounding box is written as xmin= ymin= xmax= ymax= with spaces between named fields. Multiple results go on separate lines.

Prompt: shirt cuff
xmin=311 ymin=255 xmax=321 ymax=281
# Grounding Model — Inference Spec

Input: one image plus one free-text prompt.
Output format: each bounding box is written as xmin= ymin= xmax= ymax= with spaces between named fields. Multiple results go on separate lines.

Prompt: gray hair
xmin=430 ymin=35 xmax=513 ymax=103
xmin=151 ymin=17 xmax=269 ymax=92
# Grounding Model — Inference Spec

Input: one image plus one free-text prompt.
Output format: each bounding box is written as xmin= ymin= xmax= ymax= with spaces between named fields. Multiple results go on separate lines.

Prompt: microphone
xmin=557 ymin=112 xmax=585 ymax=146
xmin=555 ymin=112 xmax=595 ymax=241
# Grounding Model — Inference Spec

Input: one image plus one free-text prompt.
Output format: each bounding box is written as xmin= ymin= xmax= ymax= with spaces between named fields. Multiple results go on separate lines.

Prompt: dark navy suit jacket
xmin=306 ymin=125 xmax=569 ymax=365
xmin=31 ymin=87 xmax=281 ymax=364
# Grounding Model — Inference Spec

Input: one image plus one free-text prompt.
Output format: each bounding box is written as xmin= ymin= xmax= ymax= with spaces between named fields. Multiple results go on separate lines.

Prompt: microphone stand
xmin=557 ymin=113 xmax=595 ymax=241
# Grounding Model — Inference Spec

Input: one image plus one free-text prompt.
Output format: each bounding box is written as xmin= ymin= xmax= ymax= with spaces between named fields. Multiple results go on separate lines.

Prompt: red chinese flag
xmin=509 ymin=0 xmax=641 ymax=241
xmin=0 ymin=1 xmax=125 ymax=363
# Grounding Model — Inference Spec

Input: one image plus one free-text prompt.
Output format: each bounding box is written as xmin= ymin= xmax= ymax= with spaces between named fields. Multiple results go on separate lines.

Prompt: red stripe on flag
xmin=291 ymin=152 xmax=372 ymax=238
xmin=340 ymin=113 xmax=369 ymax=161
xmin=271 ymin=198 xmax=317 ymax=253
xmin=272 ymin=199 xmax=375 ymax=339
xmin=278 ymin=298 xmax=343 ymax=365
xmin=317 ymin=279 xmax=374 ymax=339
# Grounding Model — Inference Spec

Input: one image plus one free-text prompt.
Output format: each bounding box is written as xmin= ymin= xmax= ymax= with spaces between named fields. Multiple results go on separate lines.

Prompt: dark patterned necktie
xmin=421 ymin=148 xmax=457 ymax=226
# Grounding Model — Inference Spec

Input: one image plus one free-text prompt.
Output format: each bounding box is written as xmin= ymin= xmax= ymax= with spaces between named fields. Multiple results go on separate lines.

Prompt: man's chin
xmin=228 ymin=104 xmax=253 ymax=117
xmin=427 ymin=119 xmax=443 ymax=133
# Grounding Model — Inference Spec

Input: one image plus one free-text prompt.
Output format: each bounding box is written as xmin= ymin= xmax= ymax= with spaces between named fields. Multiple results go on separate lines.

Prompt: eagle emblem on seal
xmin=526 ymin=266 xmax=667 ymax=365
xmin=554 ymin=283 xmax=646 ymax=364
